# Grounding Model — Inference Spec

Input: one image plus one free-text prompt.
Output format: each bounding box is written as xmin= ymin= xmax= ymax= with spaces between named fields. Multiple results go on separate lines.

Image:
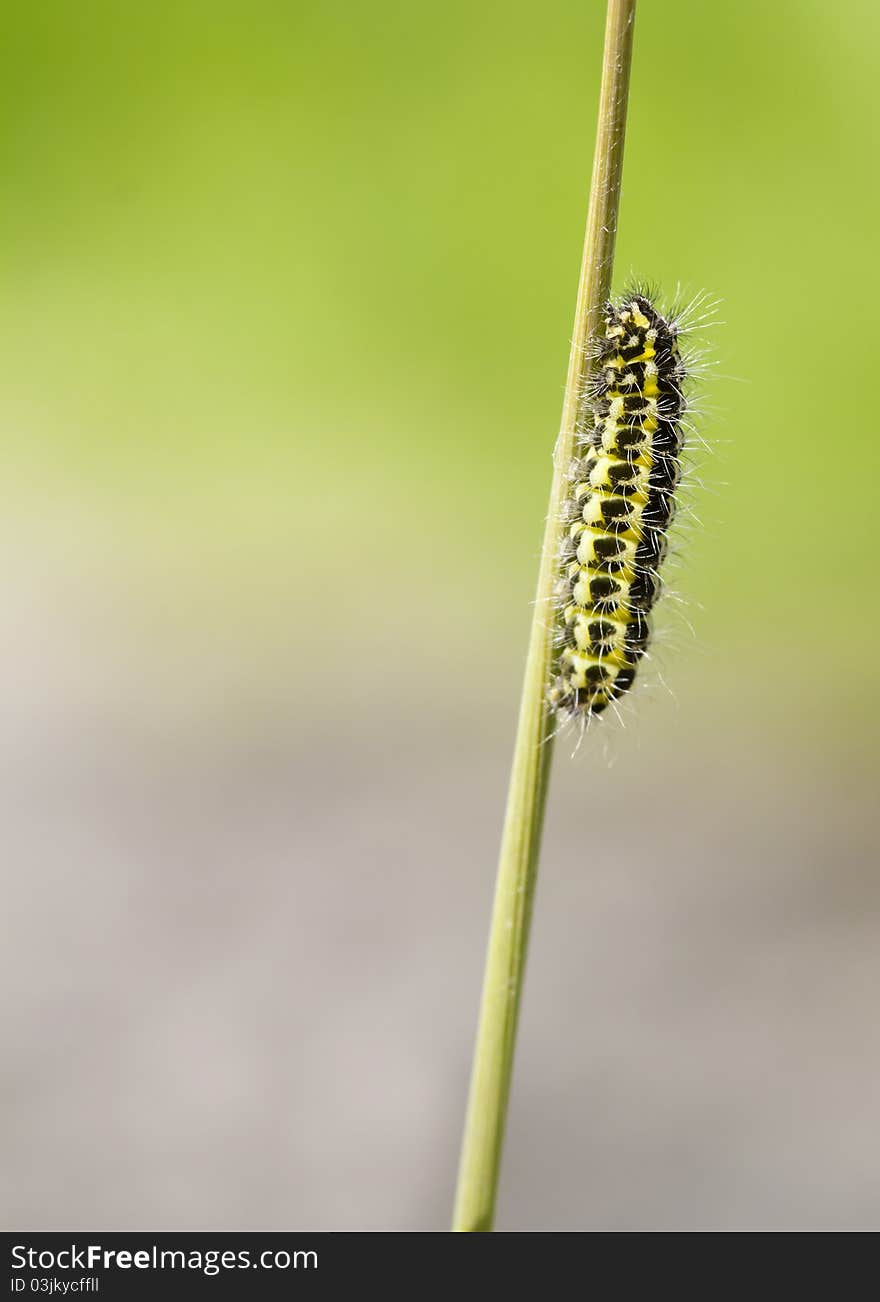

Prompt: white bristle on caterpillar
xmin=549 ymin=289 xmax=699 ymax=724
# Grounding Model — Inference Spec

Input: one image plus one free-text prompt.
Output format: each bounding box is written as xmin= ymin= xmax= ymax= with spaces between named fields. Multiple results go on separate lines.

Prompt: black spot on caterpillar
xmin=549 ymin=291 xmax=687 ymax=722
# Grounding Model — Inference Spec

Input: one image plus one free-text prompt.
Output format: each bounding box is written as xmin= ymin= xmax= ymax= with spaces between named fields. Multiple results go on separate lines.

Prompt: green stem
xmin=451 ymin=0 xmax=637 ymax=1233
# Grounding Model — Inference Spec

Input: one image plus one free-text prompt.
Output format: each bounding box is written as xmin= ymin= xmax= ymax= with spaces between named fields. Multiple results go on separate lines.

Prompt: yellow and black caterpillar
xmin=550 ymin=293 xmax=687 ymax=720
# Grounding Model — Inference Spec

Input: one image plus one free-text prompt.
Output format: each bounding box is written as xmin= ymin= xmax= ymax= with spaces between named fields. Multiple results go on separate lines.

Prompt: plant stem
xmin=451 ymin=0 xmax=637 ymax=1233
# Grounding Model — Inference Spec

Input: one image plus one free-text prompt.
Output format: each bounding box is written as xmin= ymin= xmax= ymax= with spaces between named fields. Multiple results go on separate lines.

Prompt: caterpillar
xmin=549 ymin=291 xmax=688 ymax=722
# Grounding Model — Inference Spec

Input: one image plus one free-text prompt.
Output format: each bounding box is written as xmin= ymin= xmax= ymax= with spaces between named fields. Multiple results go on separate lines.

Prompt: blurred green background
xmin=3 ymin=1 xmax=879 ymax=1231
xmin=3 ymin=0 xmax=878 ymax=722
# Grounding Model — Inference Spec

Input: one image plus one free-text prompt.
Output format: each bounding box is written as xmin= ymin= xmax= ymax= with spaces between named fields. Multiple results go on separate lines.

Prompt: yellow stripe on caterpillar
xmin=558 ymin=649 xmax=634 ymax=692
xmin=572 ymin=526 xmax=640 ymax=571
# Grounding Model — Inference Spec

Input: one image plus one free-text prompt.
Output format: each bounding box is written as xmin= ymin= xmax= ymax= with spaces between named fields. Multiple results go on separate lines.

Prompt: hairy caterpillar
xmin=549 ymin=291 xmax=688 ymax=722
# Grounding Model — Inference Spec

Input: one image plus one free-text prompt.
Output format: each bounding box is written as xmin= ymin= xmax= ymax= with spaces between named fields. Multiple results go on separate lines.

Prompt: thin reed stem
xmin=452 ymin=0 xmax=637 ymax=1233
